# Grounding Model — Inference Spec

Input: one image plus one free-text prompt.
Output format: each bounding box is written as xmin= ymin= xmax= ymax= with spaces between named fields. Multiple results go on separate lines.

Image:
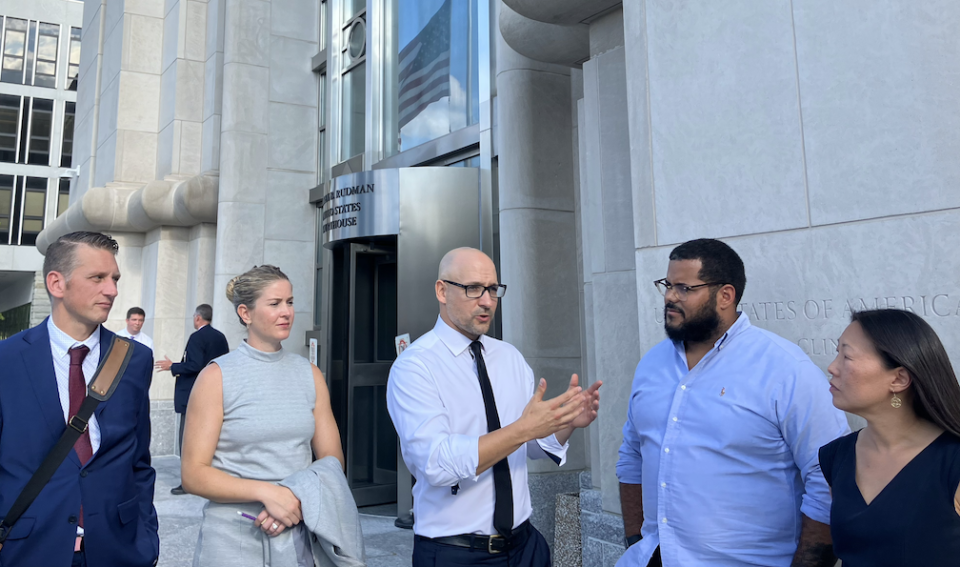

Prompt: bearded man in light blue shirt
xmin=616 ymin=238 xmax=849 ymax=567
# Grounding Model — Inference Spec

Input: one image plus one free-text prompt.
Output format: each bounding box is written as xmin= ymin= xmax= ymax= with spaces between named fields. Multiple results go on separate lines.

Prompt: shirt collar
xmin=672 ymin=311 xmax=752 ymax=357
xmin=47 ymin=316 xmax=101 ymax=360
xmin=433 ymin=315 xmax=486 ymax=357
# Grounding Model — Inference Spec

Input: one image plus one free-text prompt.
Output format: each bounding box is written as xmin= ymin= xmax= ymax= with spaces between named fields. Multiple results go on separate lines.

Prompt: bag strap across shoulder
xmin=0 ymin=335 xmax=134 ymax=548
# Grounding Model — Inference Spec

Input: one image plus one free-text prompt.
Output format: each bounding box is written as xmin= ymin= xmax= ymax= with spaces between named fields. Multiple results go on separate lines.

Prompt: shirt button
xmin=68 ymin=515 xmax=77 ymax=524
xmin=680 ymin=385 xmax=687 ymax=390
xmin=80 ymin=470 xmax=88 ymax=478
xmin=664 ymin=447 xmax=670 ymax=453
xmin=661 ymin=482 xmax=666 ymax=488
xmin=672 ymin=417 xmax=678 ymax=422
xmin=662 ymin=518 xmax=668 ymax=523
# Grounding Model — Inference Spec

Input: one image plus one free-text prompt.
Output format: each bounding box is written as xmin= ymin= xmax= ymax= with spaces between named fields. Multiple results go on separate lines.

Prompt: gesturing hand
xmin=566 ymin=374 xmax=602 ymax=429
xmin=154 ymin=356 xmax=173 ymax=372
xmin=520 ymin=378 xmax=584 ymax=441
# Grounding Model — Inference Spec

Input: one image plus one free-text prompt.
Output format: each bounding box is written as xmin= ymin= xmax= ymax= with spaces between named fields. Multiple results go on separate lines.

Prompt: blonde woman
xmin=182 ymin=265 xmax=345 ymax=566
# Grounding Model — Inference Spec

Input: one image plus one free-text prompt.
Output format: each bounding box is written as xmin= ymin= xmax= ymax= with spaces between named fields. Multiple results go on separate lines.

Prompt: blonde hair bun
xmin=225 ymin=275 xmax=241 ymax=302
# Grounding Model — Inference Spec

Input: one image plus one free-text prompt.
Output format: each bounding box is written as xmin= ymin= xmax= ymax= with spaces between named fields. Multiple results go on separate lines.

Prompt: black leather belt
xmin=416 ymin=520 xmax=532 ymax=554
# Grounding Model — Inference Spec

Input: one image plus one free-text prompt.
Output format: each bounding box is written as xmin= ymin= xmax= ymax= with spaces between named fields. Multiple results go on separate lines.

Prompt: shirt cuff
xmin=535 ymin=435 xmax=569 ymax=467
xmin=615 ymin=459 xmax=643 ymax=484
xmin=437 ymin=434 xmax=481 ymax=483
xmin=799 ymin=494 xmax=831 ymax=525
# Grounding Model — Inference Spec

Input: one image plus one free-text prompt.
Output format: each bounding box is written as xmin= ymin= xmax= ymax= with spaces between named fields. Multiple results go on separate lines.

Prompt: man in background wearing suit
xmin=0 ymin=231 xmax=159 ymax=567
xmin=155 ymin=304 xmax=228 ymax=495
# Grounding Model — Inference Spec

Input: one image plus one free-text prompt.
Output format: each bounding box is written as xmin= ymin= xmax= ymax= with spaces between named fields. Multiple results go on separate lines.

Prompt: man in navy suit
xmin=0 ymin=231 xmax=159 ymax=567
xmin=155 ymin=303 xmax=228 ymax=495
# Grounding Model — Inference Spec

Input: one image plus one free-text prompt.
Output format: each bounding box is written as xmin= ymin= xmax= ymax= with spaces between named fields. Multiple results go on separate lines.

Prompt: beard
xmin=664 ymin=294 xmax=721 ymax=343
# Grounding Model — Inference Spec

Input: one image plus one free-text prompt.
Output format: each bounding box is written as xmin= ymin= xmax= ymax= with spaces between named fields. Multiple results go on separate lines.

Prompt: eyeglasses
xmin=443 ymin=280 xmax=507 ymax=299
xmin=653 ymin=278 xmax=727 ymax=300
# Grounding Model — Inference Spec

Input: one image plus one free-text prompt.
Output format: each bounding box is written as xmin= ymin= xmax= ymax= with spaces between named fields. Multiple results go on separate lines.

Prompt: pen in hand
xmin=237 ymin=511 xmax=258 ymax=522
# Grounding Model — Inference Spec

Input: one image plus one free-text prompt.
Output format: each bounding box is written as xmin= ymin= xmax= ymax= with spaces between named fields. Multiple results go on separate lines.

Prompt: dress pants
xmin=178 ymin=411 xmax=186 ymax=454
xmin=646 ymin=546 xmax=662 ymax=567
xmin=412 ymin=525 xmax=550 ymax=567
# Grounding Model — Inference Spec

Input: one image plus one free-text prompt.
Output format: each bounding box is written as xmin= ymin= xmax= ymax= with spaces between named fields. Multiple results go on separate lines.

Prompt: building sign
xmin=320 ymin=169 xmax=400 ymax=246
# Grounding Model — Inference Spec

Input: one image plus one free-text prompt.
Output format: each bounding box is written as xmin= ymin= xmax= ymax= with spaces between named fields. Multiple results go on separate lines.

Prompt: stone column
xmin=495 ymin=1 xmax=584 ymax=547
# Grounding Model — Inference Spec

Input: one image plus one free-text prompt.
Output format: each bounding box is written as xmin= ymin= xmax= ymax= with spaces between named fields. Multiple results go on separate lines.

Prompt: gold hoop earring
xmin=891 ymin=393 xmax=902 ymax=409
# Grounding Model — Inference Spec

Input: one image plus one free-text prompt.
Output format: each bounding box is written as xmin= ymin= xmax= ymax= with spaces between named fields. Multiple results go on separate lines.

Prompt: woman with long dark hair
xmin=820 ymin=308 xmax=960 ymax=565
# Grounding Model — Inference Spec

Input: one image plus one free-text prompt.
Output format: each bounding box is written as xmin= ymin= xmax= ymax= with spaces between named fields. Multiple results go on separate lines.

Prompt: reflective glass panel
xmin=24 ymin=190 xmax=44 ymax=217
xmin=28 ymin=99 xmax=53 ymax=165
xmin=2 ymin=18 xmax=28 ymax=84
xmin=343 ymin=0 xmax=365 ymax=22
xmin=67 ymin=27 xmax=80 ymax=90
xmin=58 ymin=179 xmax=69 ymax=216
xmin=383 ymin=0 xmax=478 ymax=157
xmin=34 ymin=23 xmax=59 ymax=88
xmin=61 ymin=101 xmax=75 ymax=167
xmin=340 ymin=62 xmax=365 ymax=161
xmin=0 ymin=95 xmax=20 ymax=163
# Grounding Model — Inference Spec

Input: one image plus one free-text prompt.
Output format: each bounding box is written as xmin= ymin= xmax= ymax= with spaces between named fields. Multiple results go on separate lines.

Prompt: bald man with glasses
xmin=387 ymin=247 xmax=601 ymax=567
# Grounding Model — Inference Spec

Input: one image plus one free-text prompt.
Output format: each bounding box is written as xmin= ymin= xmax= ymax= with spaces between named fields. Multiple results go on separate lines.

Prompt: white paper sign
xmin=395 ymin=333 xmax=411 ymax=356
xmin=309 ymin=338 xmax=318 ymax=365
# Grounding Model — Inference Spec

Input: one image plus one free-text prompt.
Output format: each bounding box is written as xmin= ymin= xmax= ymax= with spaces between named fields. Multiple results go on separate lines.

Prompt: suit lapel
xmin=22 ymin=319 xmax=82 ymax=468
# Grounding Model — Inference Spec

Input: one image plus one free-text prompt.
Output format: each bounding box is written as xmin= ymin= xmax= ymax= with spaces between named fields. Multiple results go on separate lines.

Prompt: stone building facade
xmin=35 ymin=0 xmax=960 ymax=565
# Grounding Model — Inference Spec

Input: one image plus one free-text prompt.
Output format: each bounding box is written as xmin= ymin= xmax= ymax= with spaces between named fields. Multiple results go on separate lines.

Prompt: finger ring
xmin=271 ymin=522 xmax=279 ymax=530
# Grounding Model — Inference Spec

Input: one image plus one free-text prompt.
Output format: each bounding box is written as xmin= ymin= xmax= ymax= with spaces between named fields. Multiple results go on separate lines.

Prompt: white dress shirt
xmin=387 ymin=316 xmax=569 ymax=538
xmin=47 ymin=317 xmax=102 ymax=454
xmin=117 ymin=327 xmax=153 ymax=350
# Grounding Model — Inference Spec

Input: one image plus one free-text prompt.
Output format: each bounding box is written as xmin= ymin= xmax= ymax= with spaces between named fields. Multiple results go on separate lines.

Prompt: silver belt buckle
xmin=487 ymin=534 xmax=503 ymax=554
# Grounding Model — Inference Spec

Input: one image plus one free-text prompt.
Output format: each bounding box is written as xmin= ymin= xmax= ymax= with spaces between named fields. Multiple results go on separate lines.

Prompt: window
xmin=20 ymin=177 xmax=46 ymax=246
xmin=340 ymin=5 xmax=366 ymax=163
xmin=34 ymin=23 xmax=59 ymax=88
xmin=57 ymin=178 xmax=70 ymax=217
xmin=61 ymin=101 xmax=75 ymax=166
xmin=27 ymin=98 xmax=53 ymax=165
xmin=382 ymin=0 xmax=479 ymax=158
xmin=318 ymin=73 xmax=327 ymax=181
xmin=0 ymin=95 xmax=20 ymax=163
xmin=67 ymin=27 xmax=80 ymax=90
xmin=0 ymin=174 xmax=12 ymax=244
xmin=1 ymin=18 xmax=28 ymax=84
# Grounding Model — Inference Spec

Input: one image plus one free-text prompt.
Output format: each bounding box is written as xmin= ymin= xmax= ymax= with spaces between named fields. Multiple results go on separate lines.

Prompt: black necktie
xmin=469 ymin=340 xmax=514 ymax=537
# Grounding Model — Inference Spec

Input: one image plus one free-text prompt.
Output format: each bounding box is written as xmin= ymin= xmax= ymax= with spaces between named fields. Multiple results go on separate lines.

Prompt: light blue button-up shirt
xmin=616 ymin=314 xmax=849 ymax=567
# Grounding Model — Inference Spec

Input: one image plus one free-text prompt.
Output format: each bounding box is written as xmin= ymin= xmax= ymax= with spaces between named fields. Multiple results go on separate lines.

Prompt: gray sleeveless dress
xmin=193 ymin=341 xmax=317 ymax=567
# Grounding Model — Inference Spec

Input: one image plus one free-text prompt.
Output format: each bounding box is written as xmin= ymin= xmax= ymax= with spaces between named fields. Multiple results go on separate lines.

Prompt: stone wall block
xmin=499 ymin=208 xmax=582 ymax=358
xmin=646 ymin=0 xmax=808 ymax=244
xmin=221 ymin=63 xmax=269 ymax=133
xmin=264 ymin=170 xmax=316 ymax=242
xmin=496 ymin=69 xmax=576 ymax=212
xmin=223 ymin=0 xmax=270 ymax=67
xmin=201 ymin=114 xmax=222 ymax=172
xmin=175 ymin=59 xmax=206 ymax=122
xmin=592 ymin=269 xmax=641 ymax=513
xmin=263 ymin=238 xmax=315 ymax=316
xmin=269 ymin=36 xmax=319 ymax=106
xmin=794 ymin=0 xmax=960 ymax=225
xmin=267 ymin=103 xmax=318 ymax=172
xmin=179 ymin=120 xmax=204 ymax=175
xmin=93 ymin=132 xmax=118 ymax=187
xmin=203 ymin=51 xmax=225 ymax=119
xmin=157 ymin=120 xmax=182 ymax=175
xmin=185 ymin=0 xmax=208 ymax=61
xmin=554 ymin=493 xmax=582 ymax=567
xmin=270 ymin=0 xmax=318 ymax=42
xmin=160 ymin=64 xmax=177 ymax=129
xmin=117 ymin=71 xmax=162 ymax=132
xmin=162 ymin=2 xmax=182 ymax=71
xmin=116 ymin=130 xmax=159 ymax=182
xmin=214 ymin=201 xmax=266 ymax=275
xmin=122 ymin=14 xmax=165 ymax=75
xmin=525 ymin=356 xmax=586 ymax=474
xmin=97 ymin=77 xmax=120 ymax=148
xmin=219 ymin=130 xmax=268 ymax=202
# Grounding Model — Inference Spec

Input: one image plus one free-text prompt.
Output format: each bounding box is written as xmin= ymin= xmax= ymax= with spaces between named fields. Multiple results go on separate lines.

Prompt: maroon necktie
xmin=69 ymin=345 xmax=93 ymax=464
xmin=68 ymin=345 xmax=92 ymax=528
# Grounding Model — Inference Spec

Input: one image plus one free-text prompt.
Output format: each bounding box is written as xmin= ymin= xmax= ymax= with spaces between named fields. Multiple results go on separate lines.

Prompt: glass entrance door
xmin=329 ymin=239 xmax=399 ymax=506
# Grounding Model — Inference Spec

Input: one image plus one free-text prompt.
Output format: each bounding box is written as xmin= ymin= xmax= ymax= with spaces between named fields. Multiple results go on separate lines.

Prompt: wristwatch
xmin=625 ymin=534 xmax=642 ymax=548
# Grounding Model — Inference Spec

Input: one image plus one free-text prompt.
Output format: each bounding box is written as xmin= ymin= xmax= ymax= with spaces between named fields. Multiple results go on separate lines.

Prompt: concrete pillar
xmin=495 ymin=0 xmax=584 ymax=547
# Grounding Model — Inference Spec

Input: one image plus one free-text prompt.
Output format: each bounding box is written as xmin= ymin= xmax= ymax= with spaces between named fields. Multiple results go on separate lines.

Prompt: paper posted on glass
xmin=395 ymin=333 xmax=411 ymax=356
xmin=309 ymin=338 xmax=318 ymax=365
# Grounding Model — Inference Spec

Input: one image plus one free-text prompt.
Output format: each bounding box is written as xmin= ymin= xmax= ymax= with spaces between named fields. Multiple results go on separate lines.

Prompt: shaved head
xmin=436 ymin=247 xmax=499 ymax=340
xmin=438 ymin=247 xmax=495 ymax=280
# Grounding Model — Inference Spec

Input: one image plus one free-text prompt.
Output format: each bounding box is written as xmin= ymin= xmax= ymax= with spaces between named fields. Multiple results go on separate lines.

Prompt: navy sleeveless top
xmin=819 ymin=430 xmax=960 ymax=567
